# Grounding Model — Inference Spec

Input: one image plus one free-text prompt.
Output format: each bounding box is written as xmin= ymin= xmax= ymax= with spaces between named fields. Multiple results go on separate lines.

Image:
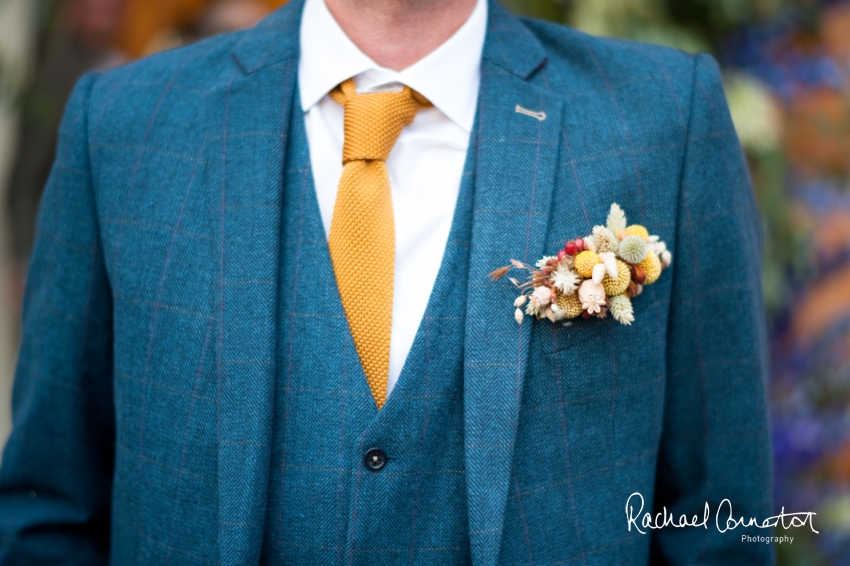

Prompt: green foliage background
xmin=505 ymin=0 xmax=799 ymax=50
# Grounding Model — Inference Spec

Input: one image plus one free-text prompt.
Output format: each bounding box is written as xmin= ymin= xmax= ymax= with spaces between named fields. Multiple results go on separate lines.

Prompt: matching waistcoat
xmin=261 ymin=95 xmax=477 ymax=566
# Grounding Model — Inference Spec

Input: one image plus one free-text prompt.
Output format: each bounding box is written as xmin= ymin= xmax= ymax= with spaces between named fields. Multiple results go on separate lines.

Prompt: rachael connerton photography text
xmin=625 ymin=492 xmax=818 ymax=535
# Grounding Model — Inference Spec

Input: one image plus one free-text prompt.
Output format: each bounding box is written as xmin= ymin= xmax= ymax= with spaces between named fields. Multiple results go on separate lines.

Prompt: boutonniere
xmin=489 ymin=204 xmax=673 ymax=326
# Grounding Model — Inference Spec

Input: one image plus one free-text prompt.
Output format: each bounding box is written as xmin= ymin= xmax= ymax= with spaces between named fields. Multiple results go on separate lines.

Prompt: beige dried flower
xmin=578 ymin=280 xmax=607 ymax=315
xmin=607 ymin=203 xmax=627 ymax=233
xmin=526 ymin=296 xmax=542 ymax=317
xmin=533 ymin=286 xmax=552 ymax=306
xmin=593 ymin=225 xmax=620 ymax=254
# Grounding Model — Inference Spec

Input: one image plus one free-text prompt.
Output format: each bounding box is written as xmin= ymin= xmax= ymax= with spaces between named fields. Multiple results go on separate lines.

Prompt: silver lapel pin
xmin=515 ymin=105 xmax=546 ymax=121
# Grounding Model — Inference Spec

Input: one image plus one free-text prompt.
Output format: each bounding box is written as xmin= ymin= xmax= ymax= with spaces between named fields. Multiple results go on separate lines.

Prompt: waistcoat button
xmin=364 ymin=448 xmax=387 ymax=471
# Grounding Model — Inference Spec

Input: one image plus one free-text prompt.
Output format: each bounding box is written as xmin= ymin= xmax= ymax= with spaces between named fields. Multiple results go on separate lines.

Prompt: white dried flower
xmin=535 ymin=256 xmax=557 ymax=269
xmin=514 ymin=308 xmax=524 ymax=324
xmin=661 ymin=250 xmax=672 ymax=267
xmin=578 ymin=280 xmax=607 ymax=315
xmin=551 ymin=267 xmax=580 ymax=294
xmin=584 ymin=235 xmax=597 ymax=252
xmin=592 ymin=263 xmax=607 ymax=284
xmin=650 ymin=240 xmax=667 ymax=256
xmin=514 ymin=295 xmax=527 ymax=307
xmin=599 ymin=252 xmax=619 ymax=280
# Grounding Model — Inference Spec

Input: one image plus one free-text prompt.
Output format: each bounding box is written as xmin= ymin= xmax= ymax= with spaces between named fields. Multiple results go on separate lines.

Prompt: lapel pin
xmin=515 ymin=105 xmax=547 ymax=121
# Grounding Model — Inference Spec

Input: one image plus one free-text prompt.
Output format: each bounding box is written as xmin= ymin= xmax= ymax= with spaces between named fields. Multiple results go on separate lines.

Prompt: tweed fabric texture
xmin=261 ymin=97 xmax=474 ymax=564
xmin=0 ymin=0 xmax=773 ymax=564
xmin=327 ymin=78 xmax=431 ymax=409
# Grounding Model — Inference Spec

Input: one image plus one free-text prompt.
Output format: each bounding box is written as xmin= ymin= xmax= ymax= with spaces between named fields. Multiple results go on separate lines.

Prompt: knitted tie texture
xmin=328 ymin=78 xmax=431 ymax=409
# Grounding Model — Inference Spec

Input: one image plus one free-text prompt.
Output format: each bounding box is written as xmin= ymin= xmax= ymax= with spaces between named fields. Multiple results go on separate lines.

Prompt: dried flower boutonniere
xmin=489 ymin=203 xmax=673 ymax=326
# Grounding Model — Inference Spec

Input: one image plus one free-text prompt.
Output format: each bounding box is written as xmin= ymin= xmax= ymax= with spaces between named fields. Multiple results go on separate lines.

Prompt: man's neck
xmin=323 ymin=0 xmax=478 ymax=71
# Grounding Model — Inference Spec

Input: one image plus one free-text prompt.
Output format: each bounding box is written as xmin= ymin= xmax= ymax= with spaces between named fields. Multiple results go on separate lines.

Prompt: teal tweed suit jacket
xmin=0 ymin=0 xmax=772 ymax=564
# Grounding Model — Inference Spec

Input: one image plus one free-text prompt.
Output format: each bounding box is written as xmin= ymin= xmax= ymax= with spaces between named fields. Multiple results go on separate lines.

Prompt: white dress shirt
xmin=298 ymin=0 xmax=487 ymax=397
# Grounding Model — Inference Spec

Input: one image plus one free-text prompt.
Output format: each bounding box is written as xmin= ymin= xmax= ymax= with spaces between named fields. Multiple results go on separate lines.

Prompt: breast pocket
xmin=548 ymin=317 xmax=612 ymax=356
xmin=535 ymin=315 xmax=665 ymax=408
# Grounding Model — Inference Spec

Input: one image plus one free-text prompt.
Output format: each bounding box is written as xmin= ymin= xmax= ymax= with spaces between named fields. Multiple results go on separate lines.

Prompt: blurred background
xmin=0 ymin=0 xmax=848 ymax=563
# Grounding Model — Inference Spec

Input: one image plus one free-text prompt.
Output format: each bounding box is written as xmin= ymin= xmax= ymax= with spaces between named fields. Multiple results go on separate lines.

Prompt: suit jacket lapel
xmin=214 ymin=2 xmax=303 ymax=564
xmin=464 ymin=4 xmax=564 ymax=565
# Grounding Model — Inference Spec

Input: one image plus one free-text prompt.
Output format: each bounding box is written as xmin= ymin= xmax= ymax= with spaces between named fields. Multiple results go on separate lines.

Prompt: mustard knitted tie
xmin=328 ymin=78 xmax=431 ymax=409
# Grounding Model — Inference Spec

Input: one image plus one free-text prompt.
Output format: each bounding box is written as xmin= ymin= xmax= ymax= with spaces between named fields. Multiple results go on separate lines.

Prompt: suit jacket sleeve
xmin=650 ymin=54 xmax=774 ymax=565
xmin=0 ymin=71 xmax=114 ymax=564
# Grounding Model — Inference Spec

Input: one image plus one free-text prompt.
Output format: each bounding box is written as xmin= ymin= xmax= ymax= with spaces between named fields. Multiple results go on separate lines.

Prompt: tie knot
xmin=330 ymin=78 xmax=431 ymax=163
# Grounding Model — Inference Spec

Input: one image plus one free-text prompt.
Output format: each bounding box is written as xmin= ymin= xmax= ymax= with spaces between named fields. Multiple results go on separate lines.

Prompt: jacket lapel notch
xmin=231 ymin=0 xmax=303 ymax=74
xmin=483 ymin=0 xmax=548 ymax=79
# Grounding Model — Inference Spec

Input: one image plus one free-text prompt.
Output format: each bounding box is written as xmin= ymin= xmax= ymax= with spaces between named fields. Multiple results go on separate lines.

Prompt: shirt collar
xmin=298 ymin=0 xmax=487 ymax=133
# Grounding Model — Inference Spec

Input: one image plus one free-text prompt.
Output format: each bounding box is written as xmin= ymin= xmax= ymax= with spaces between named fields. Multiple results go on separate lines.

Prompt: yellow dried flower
xmin=625 ymin=225 xmax=650 ymax=241
xmin=602 ymin=260 xmax=631 ymax=296
xmin=556 ymin=292 xmax=583 ymax=319
xmin=574 ymin=251 xmax=600 ymax=278
xmin=641 ymin=250 xmax=662 ymax=285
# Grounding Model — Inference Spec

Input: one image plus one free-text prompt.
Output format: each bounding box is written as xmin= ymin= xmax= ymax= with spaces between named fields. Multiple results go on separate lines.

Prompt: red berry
xmin=565 ymin=241 xmax=577 ymax=256
xmin=575 ymin=238 xmax=585 ymax=253
xmin=557 ymin=250 xmax=567 ymax=261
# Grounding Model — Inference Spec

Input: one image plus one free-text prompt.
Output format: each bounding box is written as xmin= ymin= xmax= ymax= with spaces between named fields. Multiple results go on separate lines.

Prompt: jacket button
xmin=364 ymin=448 xmax=387 ymax=471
